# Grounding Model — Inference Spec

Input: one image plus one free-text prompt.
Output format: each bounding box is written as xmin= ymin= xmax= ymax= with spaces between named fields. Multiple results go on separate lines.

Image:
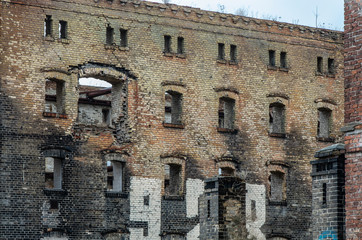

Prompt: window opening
xmin=322 ymin=183 xmax=327 ymax=205
xmin=219 ymin=167 xmax=235 ymax=176
xmin=317 ymin=108 xmax=332 ymax=138
xmin=218 ymin=43 xmax=225 ymax=60
xmin=164 ymin=35 xmax=172 ymax=53
xmin=106 ymin=25 xmax=114 ymax=45
xmin=59 ymin=20 xmax=67 ymax=39
xmin=120 ymin=29 xmax=128 ymax=47
xmin=45 ymin=79 xmax=65 ymax=114
xmin=165 ymin=91 xmax=182 ymax=125
xmin=44 ymin=15 xmax=52 ymax=37
xmin=317 ymin=57 xmax=323 ymax=73
xmin=251 ymin=200 xmax=257 ymax=221
xmin=269 ymin=50 xmax=276 ymax=66
xmin=107 ymin=160 xmax=123 ymax=192
xmin=269 ymin=103 xmax=285 ymax=134
xmin=45 ymin=157 xmax=62 ymax=189
xmin=328 ymin=58 xmax=335 ymax=74
xmin=269 ymin=171 xmax=285 ymax=201
xmin=207 ymin=200 xmax=211 ymax=218
xmin=230 ymin=44 xmax=237 ymax=62
xmin=280 ymin=52 xmax=287 ymax=68
xmin=218 ymin=97 xmax=235 ymax=129
xmin=177 ymin=37 xmax=184 ymax=54
xmin=102 ymin=109 xmax=110 ymax=125
xmin=164 ymin=164 xmax=182 ymax=195
xmin=50 ymin=200 xmax=59 ymax=210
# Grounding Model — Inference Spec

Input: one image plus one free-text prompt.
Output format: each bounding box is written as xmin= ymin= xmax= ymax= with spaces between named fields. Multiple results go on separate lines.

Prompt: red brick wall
xmin=344 ymin=0 xmax=362 ymax=239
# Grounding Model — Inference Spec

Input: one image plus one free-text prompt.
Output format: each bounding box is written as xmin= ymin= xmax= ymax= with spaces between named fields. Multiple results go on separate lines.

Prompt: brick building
xmin=343 ymin=0 xmax=362 ymax=239
xmin=0 ymin=0 xmax=344 ymax=239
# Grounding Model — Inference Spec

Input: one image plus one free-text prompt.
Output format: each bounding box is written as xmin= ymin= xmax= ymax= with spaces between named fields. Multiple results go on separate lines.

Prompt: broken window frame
xmin=44 ymin=15 xmax=53 ymax=37
xmin=317 ymin=108 xmax=332 ymax=139
xmin=59 ymin=20 xmax=68 ymax=39
xmin=164 ymin=90 xmax=183 ymax=125
xmin=218 ymin=97 xmax=235 ymax=130
xmin=44 ymin=79 xmax=66 ymax=115
xmin=164 ymin=35 xmax=172 ymax=53
xmin=269 ymin=103 xmax=286 ymax=135
xmin=107 ymin=160 xmax=124 ymax=192
xmin=280 ymin=51 xmax=287 ymax=69
xmin=218 ymin=43 xmax=225 ymax=60
xmin=106 ymin=25 xmax=114 ymax=45
xmin=164 ymin=163 xmax=182 ymax=196
xmin=120 ymin=28 xmax=128 ymax=47
xmin=269 ymin=171 xmax=286 ymax=202
xmin=45 ymin=157 xmax=63 ymax=190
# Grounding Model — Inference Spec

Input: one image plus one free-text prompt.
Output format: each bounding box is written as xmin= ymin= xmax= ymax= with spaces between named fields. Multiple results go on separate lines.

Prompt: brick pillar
xmin=311 ymin=144 xmax=345 ymax=240
xmin=343 ymin=1 xmax=362 ymax=239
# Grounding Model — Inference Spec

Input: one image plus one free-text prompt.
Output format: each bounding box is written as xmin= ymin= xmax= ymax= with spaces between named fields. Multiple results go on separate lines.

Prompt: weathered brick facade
xmin=0 ymin=0 xmax=345 ymax=239
xmin=343 ymin=1 xmax=362 ymax=239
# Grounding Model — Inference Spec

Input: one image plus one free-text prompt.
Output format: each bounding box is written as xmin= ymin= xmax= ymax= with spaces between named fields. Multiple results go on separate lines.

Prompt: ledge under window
xmin=44 ymin=36 xmax=55 ymax=42
xmin=217 ymin=127 xmax=237 ymax=134
xmin=163 ymin=122 xmax=185 ymax=129
xmin=43 ymin=189 xmax=67 ymax=196
xmin=105 ymin=191 xmax=128 ymax=198
xmin=269 ymin=132 xmax=286 ymax=138
xmin=315 ymin=71 xmax=324 ymax=76
xmin=104 ymin=44 xmax=117 ymax=50
xmin=279 ymin=67 xmax=289 ymax=72
xmin=43 ymin=112 xmax=68 ymax=119
xmin=163 ymin=52 xmax=174 ymax=57
xmin=58 ymin=38 xmax=70 ymax=44
xmin=316 ymin=136 xmax=335 ymax=143
xmin=163 ymin=195 xmax=184 ymax=201
xmin=326 ymin=73 xmax=336 ymax=78
xmin=269 ymin=200 xmax=287 ymax=206
xmin=229 ymin=60 xmax=238 ymax=65
xmin=217 ymin=59 xmax=227 ymax=64
xmin=119 ymin=46 xmax=129 ymax=51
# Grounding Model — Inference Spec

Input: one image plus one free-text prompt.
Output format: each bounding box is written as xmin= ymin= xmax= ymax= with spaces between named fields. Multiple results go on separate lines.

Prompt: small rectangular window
xmin=102 ymin=108 xmax=110 ymax=125
xmin=44 ymin=15 xmax=52 ymax=37
xmin=165 ymin=91 xmax=182 ymax=125
xmin=59 ymin=21 xmax=67 ymax=39
xmin=251 ymin=200 xmax=257 ymax=221
xmin=317 ymin=108 xmax=332 ymax=138
xmin=45 ymin=79 xmax=65 ymax=114
xmin=45 ymin=157 xmax=63 ymax=189
xmin=218 ymin=43 xmax=225 ymax=60
xmin=317 ymin=57 xmax=323 ymax=73
xmin=269 ymin=103 xmax=285 ymax=134
xmin=230 ymin=44 xmax=237 ymax=62
xmin=177 ymin=37 xmax=184 ymax=54
xmin=120 ymin=29 xmax=128 ymax=47
xmin=270 ymin=171 xmax=285 ymax=201
xmin=219 ymin=97 xmax=235 ymax=129
xmin=269 ymin=50 xmax=276 ymax=66
xmin=164 ymin=35 xmax=171 ymax=53
xmin=207 ymin=200 xmax=211 ymax=218
xmin=322 ymin=183 xmax=327 ymax=205
xmin=107 ymin=160 xmax=123 ymax=192
xmin=328 ymin=58 xmax=335 ymax=74
xmin=106 ymin=25 xmax=114 ymax=45
xmin=280 ymin=52 xmax=287 ymax=68
xmin=164 ymin=164 xmax=182 ymax=196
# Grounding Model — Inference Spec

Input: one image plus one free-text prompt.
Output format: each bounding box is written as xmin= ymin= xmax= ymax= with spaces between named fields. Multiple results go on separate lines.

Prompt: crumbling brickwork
xmin=343 ymin=1 xmax=362 ymax=239
xmin=0 ymin=0 xmax=345 ymax=239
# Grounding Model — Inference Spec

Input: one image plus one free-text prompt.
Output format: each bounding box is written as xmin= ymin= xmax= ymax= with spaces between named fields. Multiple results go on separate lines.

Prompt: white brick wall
xmin=246 ymin=183 xmax=266 ymax=240
xmin=186 ymin=179 xmax=204 ymax=218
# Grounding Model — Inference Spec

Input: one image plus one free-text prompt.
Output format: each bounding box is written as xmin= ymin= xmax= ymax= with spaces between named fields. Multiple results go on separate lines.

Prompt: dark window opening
xmin=45 ymin=79 xmax=65 ymax=114
xmin=269 ymin=50 xmax=276 ymax=66
xmin=322 ymin=183 xmax=327 ymax=205
xmin=317 ymin=57 xmax=323 ymax=73
xmin=107 ymin=160 xmax=123 ymax=192
xmin=164 ymin=35 xmax=172 ymax=53
xmin=270 ymin=171 xmax=285 ymax=201
xmin=45 ymin=157 xmax=62 ymax=189
xmin=106 ymin=25 xmax=114 ymax=45
xmin=316 ymin=162 xmax=334 ymax=172
xmin=164 ymin=164 xmax=182 ymax=196
xmin=165 ymin=91 xmax=182 ymax=125
xmin=102 ymin=109 xmax=110 ymax=125
xmin=251 ymin=200 xmax=257 ymax=221
xmin=207 ymin=200 xmax=211 ymax=218
xmin=177 ymin=37 xmax=184 ymax=54
xmin=269 ymin=103 xmax=285 ymax=134
xmin=50 ymin=200 xmax=59 ymax=210
xmin=317 ymin=108 xmax=332 ymax=138
xmin=230 ymin=44 xmax=237 ymax=62
xmin=59 ymin=21 xmax=67 ymax=39
xmin=44 ymin=15 xmax=53 ymax=37
xmin=218 ymin=43 xmax=225 ymax=60
xmin=120 ymin=28 xmax=128 ymax=47
xmin=280 ymin=52 xmax=287 ymax=68
xmin=328 ymin=58 xmax=335 ymax=74
xmin=219 ymin=167 xmax=235 ymax=176
xmin=144 ymin=195 xmax=150 ymax=206
xmin=218 ymin=97 xmax=235 ymax=129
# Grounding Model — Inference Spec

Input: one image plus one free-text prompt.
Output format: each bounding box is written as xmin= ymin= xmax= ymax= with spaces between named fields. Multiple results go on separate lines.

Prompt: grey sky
xmin=150 ymin=0 xmax=344 ymax=31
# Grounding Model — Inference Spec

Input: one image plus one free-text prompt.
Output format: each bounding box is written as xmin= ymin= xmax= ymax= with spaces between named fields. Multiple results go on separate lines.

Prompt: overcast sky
xmin=149 ymin=0 xmax=344 ymax=31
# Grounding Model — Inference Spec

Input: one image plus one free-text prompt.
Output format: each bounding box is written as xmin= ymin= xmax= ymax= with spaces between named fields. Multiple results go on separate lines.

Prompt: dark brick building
xmin=0 ymin=0 xmax=345 ymax=239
